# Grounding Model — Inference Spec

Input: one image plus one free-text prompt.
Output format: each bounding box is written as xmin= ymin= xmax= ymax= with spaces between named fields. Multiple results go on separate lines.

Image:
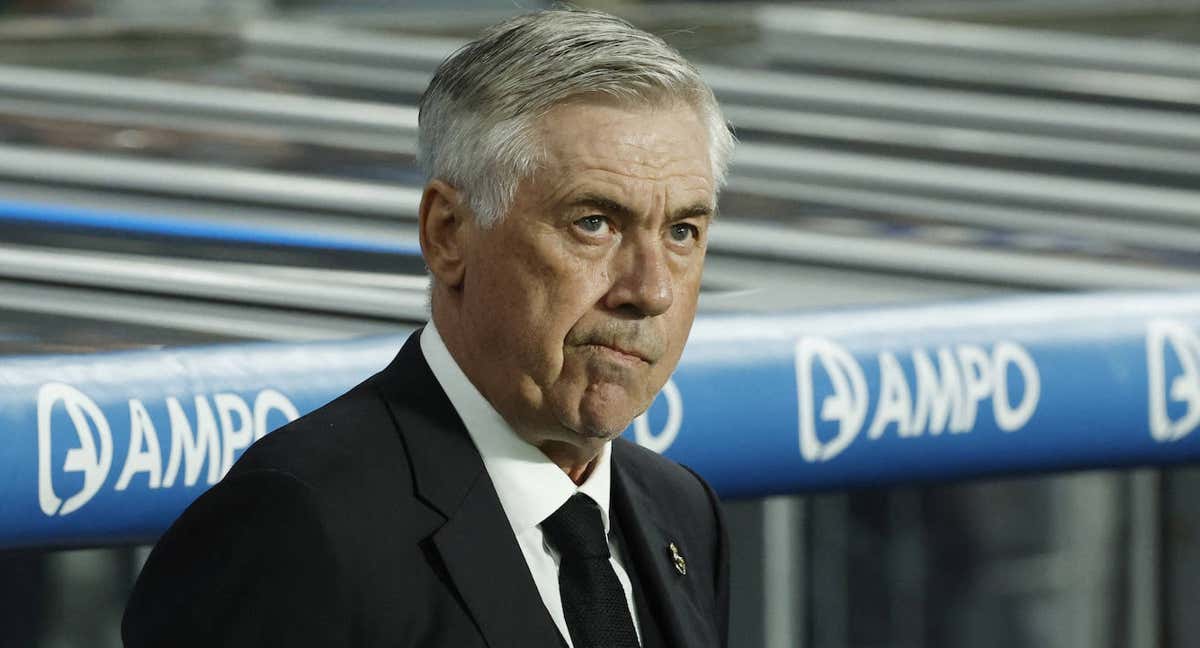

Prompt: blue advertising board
xmin=3 ymin=292 xmax=1200 ymax=549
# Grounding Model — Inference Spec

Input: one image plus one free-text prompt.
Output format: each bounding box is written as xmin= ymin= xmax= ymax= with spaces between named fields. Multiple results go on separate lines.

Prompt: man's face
xmin=456 ymin=100 xmax=714 ymax=448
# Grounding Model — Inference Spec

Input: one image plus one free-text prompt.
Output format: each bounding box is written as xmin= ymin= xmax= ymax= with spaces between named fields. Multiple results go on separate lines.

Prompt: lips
xmin=566 ymin=325 xmax=665 ymax=365
xmin=591 ymin=343 xmax=650 ymax=364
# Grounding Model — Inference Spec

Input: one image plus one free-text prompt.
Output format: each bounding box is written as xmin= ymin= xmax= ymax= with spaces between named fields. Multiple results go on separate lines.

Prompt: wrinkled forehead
xmin=531 ymin=100 xmax=715 ymax=203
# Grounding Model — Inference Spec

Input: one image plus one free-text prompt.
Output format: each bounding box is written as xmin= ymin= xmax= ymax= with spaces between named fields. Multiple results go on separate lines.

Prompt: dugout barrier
xmin=3 ymin=291 xmax=1200 ymax=550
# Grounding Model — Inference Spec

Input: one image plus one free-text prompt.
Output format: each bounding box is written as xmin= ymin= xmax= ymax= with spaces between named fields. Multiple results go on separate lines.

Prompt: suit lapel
xmin=376 ymin=331 xmax=563 ymax=648
xmin=611 ymin=441 xmax=715 ymax=648
xmin=430 ymin=475 xmax=565 ymax=648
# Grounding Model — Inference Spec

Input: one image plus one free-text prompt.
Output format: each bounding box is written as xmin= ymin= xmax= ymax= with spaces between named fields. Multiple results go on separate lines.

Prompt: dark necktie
xmin=541 ymin=493 xmax=641 ymax=648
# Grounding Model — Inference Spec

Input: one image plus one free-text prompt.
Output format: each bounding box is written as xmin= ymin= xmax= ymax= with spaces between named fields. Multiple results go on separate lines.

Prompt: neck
xmin=431 ymin=297 xmax=604 ymax=486
xmin=538 ymin=440 xmax=602 ymax=485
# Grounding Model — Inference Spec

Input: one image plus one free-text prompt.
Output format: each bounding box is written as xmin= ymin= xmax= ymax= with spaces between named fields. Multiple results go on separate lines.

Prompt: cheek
xmin=464 ymin=249 xmax=540 ymax=367
xmin=470 ymin=236 xmax=606 ymax=378
xmin=531 ymin=239 xmax=612 ymax=324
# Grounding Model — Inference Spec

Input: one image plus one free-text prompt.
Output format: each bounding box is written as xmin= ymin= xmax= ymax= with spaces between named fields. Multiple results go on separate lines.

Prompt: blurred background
xmin=3 ymin=0 xmax=1200 ymax=646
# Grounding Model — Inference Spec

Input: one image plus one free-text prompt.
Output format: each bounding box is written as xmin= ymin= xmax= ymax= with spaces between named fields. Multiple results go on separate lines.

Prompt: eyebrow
xmin=568 ymin=193 xmax=714 ymax=221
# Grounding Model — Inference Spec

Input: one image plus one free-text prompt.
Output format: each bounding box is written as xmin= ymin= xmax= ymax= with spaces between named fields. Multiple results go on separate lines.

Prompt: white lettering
xmin=795 ymin=337 xmax=1041 ymax=463
xmin=955 ymin=344 xmax=993 ymax=433
xmin=867 ymin=351 xmax=912 ymax=439
xmin=36 ymin=383 xmax=114 ymax=516
xmin=162 ymin=396 xmax=221 ymax=488
xmin=911 ymin=348 xmax=963 ymax=436
xmin=796 ymin=337 xmax=867 ymax=463
xmin=36 ymin=386 xmax=302 ymax=515
xmin=253 ymin=389 xmax=301 ymax=441
xmin=1147 ymin=319 xmax=1200 ymax=442
xmin=217 ymin=393 xmax=254 ymax=477
xmin=115 ymin=399 xmax=162 ymax=490
xmin=992 ymin=342 xmax=1040 ymax=432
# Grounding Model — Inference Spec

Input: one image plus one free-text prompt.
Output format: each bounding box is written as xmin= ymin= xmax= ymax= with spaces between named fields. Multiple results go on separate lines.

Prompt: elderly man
xmin=123 ymin=9 xmax=734 ymax=648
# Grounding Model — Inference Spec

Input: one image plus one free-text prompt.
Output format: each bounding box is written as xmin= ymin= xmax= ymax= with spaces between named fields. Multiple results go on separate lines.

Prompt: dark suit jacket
xmin=123 ymin=330 xmax=729 ymax=648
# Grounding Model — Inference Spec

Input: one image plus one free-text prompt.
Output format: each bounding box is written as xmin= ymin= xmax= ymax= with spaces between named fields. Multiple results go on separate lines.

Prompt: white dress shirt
xmin=420 ymin=321 xmax=642 ymax=648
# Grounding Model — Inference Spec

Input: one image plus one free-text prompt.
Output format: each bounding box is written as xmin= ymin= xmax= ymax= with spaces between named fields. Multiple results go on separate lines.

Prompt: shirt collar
xmin=420 ymin=321 xmax=613 ymax=534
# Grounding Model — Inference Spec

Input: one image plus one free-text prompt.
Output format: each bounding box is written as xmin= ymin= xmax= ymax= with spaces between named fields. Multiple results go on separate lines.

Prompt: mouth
xmin=584 ymin=343 xmax=651 ymax=365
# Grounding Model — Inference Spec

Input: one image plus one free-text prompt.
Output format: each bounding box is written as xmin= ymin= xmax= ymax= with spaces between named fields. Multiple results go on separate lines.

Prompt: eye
xmin=574 ymin=215 xmax=612 ymax=236
xmin=669 ymin=222 xmax=700 ymax=244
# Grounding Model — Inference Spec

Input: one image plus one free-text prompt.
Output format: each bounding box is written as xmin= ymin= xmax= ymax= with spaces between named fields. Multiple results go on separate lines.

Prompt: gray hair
xmin=417 ymin=9 xmax=735 ymax=226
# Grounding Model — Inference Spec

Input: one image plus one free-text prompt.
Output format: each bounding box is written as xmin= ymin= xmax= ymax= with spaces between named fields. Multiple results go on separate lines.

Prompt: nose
xmin=603 ymin=235 xmax=674 ymax=317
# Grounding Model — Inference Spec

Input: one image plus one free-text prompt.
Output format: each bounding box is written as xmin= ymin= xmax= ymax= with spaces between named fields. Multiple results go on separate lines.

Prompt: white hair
xmin=418 ymin=8 xmax=736 ymax=226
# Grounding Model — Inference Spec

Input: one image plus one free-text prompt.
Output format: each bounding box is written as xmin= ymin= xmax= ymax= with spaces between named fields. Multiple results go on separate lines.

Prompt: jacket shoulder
xmin=228 ymin=374 xmax=405 ymax=490
xmin=124 ymin=468 xmax=348 ymax=647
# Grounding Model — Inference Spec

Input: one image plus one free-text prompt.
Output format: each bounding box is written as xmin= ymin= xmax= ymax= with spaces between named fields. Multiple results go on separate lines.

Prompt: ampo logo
xmin=1147 ymin=319 xmax=1200 ymax=442
xmin=632 ymin=378 xmax=682 ymax=454
xmin=38 ymin=383 xmax=113 ymax=516
xmin=795 ymin=337 xmax=1040 ymax=463
xmin=796 ymin=339 xmax=866 ymax=463
xmin=36 ymin=383 xmax=300 ymax=516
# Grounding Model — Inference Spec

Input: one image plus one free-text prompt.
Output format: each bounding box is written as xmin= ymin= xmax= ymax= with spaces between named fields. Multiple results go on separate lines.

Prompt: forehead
xmin=532 ymin=101 xmax=715 ymax=203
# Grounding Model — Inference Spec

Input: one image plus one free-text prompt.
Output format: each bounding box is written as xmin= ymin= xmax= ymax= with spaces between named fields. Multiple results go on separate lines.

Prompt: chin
xmin=572 ymin=397 xmax=645 ymax=442
xmin=551 ymin=378 xmax=651 ymax=443
xmin=553 ymin=399 xmax=635 ymax=442
xmin=571 ymin=418 xmax=631 ymax=442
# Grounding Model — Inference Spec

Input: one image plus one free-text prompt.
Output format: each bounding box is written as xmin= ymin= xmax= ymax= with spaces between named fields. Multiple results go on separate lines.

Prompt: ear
xmin=418 ymin=179 xmax=471 ymax=289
